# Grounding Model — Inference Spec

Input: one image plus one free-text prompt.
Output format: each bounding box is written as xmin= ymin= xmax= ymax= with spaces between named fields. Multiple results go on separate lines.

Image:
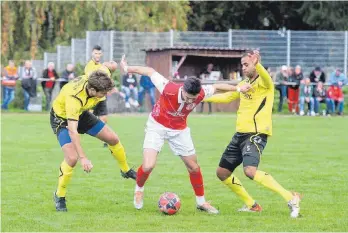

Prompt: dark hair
xmin=87 ymin=70 xmax=115 ymax=92
xmin=183 ymin=77 xmax=201 ymax=95
xmin=92 ymin=45 xmax=102 ymax=51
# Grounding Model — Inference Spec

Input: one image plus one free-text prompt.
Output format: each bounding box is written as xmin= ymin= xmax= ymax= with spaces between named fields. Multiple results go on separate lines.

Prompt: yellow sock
xmin=108 ymin=142 xmax=130 ymax=172
xmin=223 ymin=175 xmax=255 ymax=208
xmin=56 ymin=160 xmax=73 ymax=197
xmin=254 ymin=170 xmax=293 ymax=202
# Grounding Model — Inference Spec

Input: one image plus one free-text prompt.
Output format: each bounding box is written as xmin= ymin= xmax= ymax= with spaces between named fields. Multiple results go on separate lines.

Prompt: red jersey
xmin=151 ymin=81 xmax=211 ymax=130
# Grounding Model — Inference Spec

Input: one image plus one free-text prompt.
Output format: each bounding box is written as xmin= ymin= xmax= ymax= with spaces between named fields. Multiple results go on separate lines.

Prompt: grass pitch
xmin=1 ymin=113 xmax=347 ymax=232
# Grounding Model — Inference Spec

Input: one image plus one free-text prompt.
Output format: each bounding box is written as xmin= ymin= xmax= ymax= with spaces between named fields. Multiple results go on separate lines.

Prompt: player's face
xmin=88 ymin=88 xmax=107 ymax=98
xmin=182 ymin=90 xmax=198 ymax=104
xmin=241 ymin=56 xmax=255 ymax=78
xmin=92 ymin=50 xmax=103 ymax=63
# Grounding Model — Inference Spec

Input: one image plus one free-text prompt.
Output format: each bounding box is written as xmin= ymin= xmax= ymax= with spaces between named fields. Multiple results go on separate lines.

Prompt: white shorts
xmin=143 ymin=115 xmax=196 ymax=156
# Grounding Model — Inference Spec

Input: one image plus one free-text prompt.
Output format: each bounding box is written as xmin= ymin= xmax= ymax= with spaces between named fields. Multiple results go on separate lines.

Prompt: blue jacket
xmin=329 ymin=72 xmax=347 ymax=85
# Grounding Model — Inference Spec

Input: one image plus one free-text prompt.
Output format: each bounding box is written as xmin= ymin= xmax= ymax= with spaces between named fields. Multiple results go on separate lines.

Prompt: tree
xmin=1 ymin=1 xmax=191 ymax=64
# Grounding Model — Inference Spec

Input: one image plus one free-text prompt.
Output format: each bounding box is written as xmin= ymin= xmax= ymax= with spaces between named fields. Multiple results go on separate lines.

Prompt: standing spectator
xmin=309 ymin=67 xmax=326 ymax=84
xmin=313 ymin=81 xmax=328 ymax=115
xmin=20 ymin=60 xmax=37 ymax=111
xmin=138 ymin=75 xmax=155 ymax=111
xmin=329 ymin=68 xmax=347 ymax=86
xmin=1 ymin=60 xmax=18 ymax=110
xmin=326 ymin=84 xmax=344 ymax=115
xmin=121 ymin=72 xmax=139 ymax=109
xmin=199 ymin=63 xmax=216 ymax=114
xmin=275 ymin=65 xmax=288 ymax=112
xmin=287 ymin=65 xmax=303 ymax=114
xmin=299 ymin=78 xmax=315 ymax=116
xmin=41 ymin=62 xmax=59 ymax=111
xmin=60 ymin=64 xmax=75 ymax=89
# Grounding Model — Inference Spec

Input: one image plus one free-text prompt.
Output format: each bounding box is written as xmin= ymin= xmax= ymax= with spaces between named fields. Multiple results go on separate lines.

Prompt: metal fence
xmin=71 ymin=38 xmax=86 ymax=65
xmin=56 ymin=45 xmax=71 ymax=72
xmin=33 ymin=29 xmax=348 ymax=78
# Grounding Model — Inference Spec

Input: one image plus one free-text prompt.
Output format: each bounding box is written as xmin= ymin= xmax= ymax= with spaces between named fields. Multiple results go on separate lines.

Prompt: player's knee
xmin=216 ymin=167 xmax=232 ymax=181
xmin=244 ymin=166 xmax=256 ymax=179
xmin=107 ymin=134 xmax=120 ymax=146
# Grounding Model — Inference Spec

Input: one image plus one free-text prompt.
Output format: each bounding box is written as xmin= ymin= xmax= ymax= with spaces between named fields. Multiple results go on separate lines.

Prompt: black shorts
xmin=50 ymin=109 xmax=104 ymax=135
xmin=93 ymin=100 xmax=108 ymax=116
xmin=219 ymin=132 xmax=268 ymax=172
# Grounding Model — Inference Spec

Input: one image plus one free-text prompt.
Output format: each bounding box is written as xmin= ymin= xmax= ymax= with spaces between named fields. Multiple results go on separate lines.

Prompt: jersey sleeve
xmin=84 ymin=61 xmax=91 ymax=75
xmin=204 ymin=91 xmax=240 ymax=103
xmin=202 ymin=85 xmax=215 ymax=99
xmin=65 ymin=95 xmax=82 ymax=121
xmin=150 ymin=72 xmax=169 ymax=94
xmin=256 ymin=63 xmax=274 ymax=89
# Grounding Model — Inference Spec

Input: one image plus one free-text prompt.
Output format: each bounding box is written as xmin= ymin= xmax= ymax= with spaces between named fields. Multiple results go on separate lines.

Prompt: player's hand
xmin=80 ymin=157 xmax=93 ymax=173
xmin=248 ymin=50 xmax=261 ymax=65
xmin=103 ymin=61 xmax=118 ymax=72
xmin=239 ymin=83 xmax=254 ymax=93
xmin=119 ymin=54 xmax=128 ymax=73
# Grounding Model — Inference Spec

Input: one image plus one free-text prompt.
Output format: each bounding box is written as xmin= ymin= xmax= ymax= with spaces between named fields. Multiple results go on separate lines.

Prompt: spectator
xmin=60 ymin=64 xmax=75 ymax=89
xmin=326 ymin=84 xmax=344 ymax=115
xmin=1 ymin=60 xmax=18 ymax=110
xmin=275 ymin=65 xmax=288 ymax=112
xmin=309 ymin=66 xmax=326 ymax=84
xmin=329 ymin=68 xmax=347 ymax=86
xmin=122 ymin=73 xmax=139 ymax=108
xmin=299 ymin=77 xmax=315 ymax=116
xmin=313 ymin=81 xmax=328 ymax=115
xmin=20 ymin=60 xmax=37 ymax=111
xmin=138 ymin=75 xmax=155 ymax=111
xmin=41 ymin=62 xmax=59 ymax=111
xmin=199 ymin=63 xmax=216 ymax=114
xmin=287 ymin=65 xmax=303 ymax=114
xmin=199 ymin=63 xmax=214 ymax=79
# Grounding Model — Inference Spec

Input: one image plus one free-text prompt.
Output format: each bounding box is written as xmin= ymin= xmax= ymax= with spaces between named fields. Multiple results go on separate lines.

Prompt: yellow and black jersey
xmin=84 ymin=60 xmax=111 ymax=77
xmin=205 ymin=63 xmax=274 ymax=136
xmin=52 ymin=75 xmax=106 ymax=120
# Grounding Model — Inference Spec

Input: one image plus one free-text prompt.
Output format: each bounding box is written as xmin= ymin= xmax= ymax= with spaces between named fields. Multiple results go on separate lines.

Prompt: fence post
xmin=71 ymin=39 xmax=75 ymax=64
xmin=228 ymin=29 xmax=232 ymax=48
xmin=86 ymin=31 xmax=90 ymax=62
xmin=44 ymin=52 xmax=47 ymax=67
xmin=110 ymin=31 xmax=114 ymax=61
xmin=170 ymin=29 xmax=174 ymax=47
xmin=56 ymin=45 xmax=61 ymax=71
xmin=287 ymin=30 xmax=291 ymax=67
xmin=345 ymin=31 xmax=348 ymax=76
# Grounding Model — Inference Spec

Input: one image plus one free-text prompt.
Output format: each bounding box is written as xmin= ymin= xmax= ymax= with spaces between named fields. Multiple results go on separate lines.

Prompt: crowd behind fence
xmin=1 ymin=29 xmax=348 ymax=114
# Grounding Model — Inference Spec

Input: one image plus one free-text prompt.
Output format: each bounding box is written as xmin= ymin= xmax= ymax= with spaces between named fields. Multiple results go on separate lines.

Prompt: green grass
xmin=1 ymin=113 xmax=348 ymax=232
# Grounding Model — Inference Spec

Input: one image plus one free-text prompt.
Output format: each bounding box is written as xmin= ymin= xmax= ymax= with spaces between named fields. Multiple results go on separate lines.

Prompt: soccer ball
xmin=158 ymin=192 xmax=181 ymax=215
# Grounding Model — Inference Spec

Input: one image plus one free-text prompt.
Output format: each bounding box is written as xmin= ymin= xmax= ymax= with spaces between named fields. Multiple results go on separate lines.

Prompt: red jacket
xmin=327 ymin=85 xmax=344 ymax=101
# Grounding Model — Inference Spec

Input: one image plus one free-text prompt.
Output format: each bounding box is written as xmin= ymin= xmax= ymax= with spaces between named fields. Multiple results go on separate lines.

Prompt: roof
xmin=143 ymin=46 xmax=255 ymax=52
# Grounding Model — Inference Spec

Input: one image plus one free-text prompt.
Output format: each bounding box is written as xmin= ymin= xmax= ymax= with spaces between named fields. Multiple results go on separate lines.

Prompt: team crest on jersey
xmin=186 ymin=103 xmax=196 ymax=110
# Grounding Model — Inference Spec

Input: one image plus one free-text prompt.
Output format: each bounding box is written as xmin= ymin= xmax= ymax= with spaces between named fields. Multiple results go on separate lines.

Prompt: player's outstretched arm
xmin=119 ymin=55 xmax=168 ymax=93
xmin=204 ymin=91 xmax=240 ymax=103
xmin=212 ymin=83 xmax=253 ymax=93
xmin=251 ymin=50 xmax=273 ymax=88
xmin=67 ymin=120 xmax=93 ymax=173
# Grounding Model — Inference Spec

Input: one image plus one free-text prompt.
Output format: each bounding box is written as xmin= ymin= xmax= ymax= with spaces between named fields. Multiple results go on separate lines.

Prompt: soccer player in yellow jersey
xmin=205 ymin=50 xmax=301 ymax=218
xmin=51 ymin=70 xmax=135 ymax=212
xmin=85 ymin=46 xmax=109 ymax=124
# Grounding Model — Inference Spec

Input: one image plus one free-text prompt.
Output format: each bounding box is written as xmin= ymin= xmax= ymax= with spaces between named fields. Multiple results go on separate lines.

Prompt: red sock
xmin=136 ymin=165 xmax=151 ymax=187
xmin=189 ymin=167 xmax=204 ymax=196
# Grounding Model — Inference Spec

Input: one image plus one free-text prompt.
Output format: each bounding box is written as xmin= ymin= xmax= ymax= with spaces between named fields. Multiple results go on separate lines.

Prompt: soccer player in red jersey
xmin=119 ymin=55 xmax=251 ymax=214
